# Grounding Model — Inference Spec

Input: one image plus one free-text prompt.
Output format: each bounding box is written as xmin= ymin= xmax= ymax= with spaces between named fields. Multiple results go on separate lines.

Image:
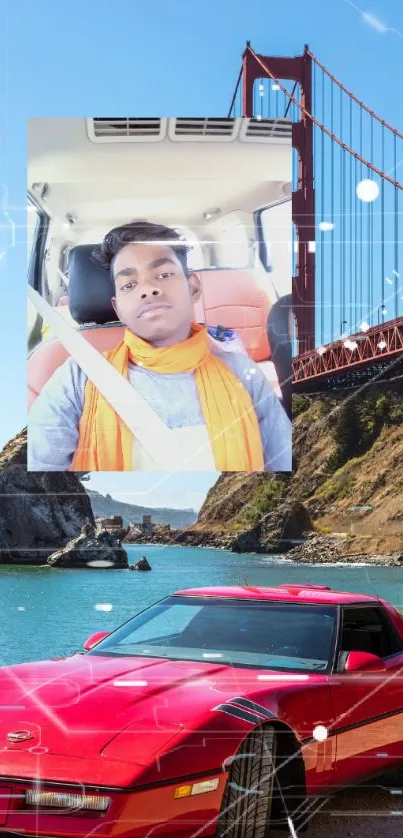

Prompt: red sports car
xmin=1 ymin=583 xmax=403 ymax=837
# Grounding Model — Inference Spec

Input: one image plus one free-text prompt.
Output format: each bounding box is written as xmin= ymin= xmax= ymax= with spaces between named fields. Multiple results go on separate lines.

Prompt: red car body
xmin=1 ymin=583 xmax=403 ymax=837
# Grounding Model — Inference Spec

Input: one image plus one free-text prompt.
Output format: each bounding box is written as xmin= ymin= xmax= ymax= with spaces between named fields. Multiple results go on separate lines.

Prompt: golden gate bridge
xmin=229 ymin=43 xmax=403 ymax=393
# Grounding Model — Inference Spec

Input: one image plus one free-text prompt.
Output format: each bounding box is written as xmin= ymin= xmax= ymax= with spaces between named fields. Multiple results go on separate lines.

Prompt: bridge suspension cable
xmin=231 ymin=43 xmax=403 ymax=361
xmin=246 ymin=45 xmax=403 ymax=191
xmin=306 ymin=48 xmax=403 ymax=142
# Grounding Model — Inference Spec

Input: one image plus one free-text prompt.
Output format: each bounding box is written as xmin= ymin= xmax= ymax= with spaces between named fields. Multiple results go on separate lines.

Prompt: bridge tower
xmin=241 ymin=43 xmax=315 ymax=354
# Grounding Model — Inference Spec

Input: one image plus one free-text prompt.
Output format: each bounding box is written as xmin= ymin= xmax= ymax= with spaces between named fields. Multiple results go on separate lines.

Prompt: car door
xmin=329 ymin=604 xmax=403 ymax=785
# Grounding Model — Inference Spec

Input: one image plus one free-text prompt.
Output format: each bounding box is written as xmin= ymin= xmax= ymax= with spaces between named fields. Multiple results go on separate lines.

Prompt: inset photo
xmin=27 ymin=117 xmax=292 ymax=472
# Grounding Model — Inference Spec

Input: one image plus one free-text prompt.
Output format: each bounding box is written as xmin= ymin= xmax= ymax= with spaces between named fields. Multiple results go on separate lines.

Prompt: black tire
xmin=216 ymin=726 xmax=276 ymax=838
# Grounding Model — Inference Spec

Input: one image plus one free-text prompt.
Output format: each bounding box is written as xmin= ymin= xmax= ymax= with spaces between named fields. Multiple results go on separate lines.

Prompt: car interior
xmin=337 ymin=606 xmax=403 ymax=670
xmin=27 ymin=117 xmax=293 ymax=419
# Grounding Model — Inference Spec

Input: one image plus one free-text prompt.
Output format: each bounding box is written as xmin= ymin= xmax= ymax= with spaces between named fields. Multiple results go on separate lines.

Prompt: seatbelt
xmin=28 ymin=285 xmax=198 ymax=471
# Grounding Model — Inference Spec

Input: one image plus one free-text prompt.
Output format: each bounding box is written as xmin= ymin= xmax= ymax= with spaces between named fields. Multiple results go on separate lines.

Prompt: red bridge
xmin=230 ymin=44 xmax=403 ymax=392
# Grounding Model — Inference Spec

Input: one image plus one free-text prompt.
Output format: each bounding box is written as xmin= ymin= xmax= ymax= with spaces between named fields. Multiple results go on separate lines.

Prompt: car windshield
xmin=87 ymin=596 xmax=337 ymax=673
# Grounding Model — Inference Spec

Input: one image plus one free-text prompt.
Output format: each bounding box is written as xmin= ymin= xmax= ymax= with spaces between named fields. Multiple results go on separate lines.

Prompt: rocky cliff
xmin=170 ymin=387 xmax=403 ymax=559
xmin=0 ymin=429 xmax=94 ymax=563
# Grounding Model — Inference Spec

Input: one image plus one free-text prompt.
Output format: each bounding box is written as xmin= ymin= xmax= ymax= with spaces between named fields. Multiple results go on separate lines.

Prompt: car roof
xmin=173 ymin=585 xmax=380 ymax=606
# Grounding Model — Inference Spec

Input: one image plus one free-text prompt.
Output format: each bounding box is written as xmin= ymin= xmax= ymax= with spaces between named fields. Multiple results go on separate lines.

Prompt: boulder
xmin=231 ymin=500 xmax=313 ymax=554
xmin=123 ymin=525 xmax=143 ymax=543
xmin=47 ymin=528 xmax=128 ymax=568
xmin=129 ymin=556 xmax=152 ymax=571
xmin=80 ymin=519 xmax=94 ymax=537
xmin=0 ymin=429 xmax=94 ymax=563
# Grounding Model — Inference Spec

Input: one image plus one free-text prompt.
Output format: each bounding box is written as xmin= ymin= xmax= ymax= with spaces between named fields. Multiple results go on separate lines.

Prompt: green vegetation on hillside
xmin=234 ymin=478 xmax=287 ymax=526
xmin=327 ymin=391 xmax=403 ymax=472
xmin=292 ymin=395 xmax=310 ymax=418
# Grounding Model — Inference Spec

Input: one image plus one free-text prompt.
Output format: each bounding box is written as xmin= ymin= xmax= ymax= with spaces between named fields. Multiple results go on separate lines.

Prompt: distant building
xmin=95 ymin=515 xmax=124 ymax=532
xmin=130 ymin=514 xmax=156 ymax=534
xmin=142 ymin=515 xmax=154 ymax=534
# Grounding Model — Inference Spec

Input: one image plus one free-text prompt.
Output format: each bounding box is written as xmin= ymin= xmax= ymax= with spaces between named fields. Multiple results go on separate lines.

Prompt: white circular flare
xmin=356 ymin=179 xmax=379 ymax=203
xmin=313 ymin=725 xmax=328 ymax=742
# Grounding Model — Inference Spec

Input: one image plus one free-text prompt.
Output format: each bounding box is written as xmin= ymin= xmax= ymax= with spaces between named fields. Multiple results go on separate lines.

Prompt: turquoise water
xmin=1 ymin=544 xmax=403 ymax=666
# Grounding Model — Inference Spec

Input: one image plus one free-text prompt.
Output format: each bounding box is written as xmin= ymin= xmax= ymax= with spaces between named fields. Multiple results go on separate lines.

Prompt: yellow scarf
xmin=71 ymin=323 xmax=264 ymax=472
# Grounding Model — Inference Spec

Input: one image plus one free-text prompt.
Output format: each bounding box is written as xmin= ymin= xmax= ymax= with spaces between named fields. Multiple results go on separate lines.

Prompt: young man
xmin=28 ymin=220 xmax=291 ymax=472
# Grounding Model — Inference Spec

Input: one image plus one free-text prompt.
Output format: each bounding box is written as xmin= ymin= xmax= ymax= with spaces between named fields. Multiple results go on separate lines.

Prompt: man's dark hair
xmin=93 ymin=220 xmax=191 ymax=287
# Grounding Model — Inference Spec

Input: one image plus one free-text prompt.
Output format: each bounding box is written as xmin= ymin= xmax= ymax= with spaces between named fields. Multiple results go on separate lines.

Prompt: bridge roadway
xmin=293 ymin=318 xmax=403 ymax=393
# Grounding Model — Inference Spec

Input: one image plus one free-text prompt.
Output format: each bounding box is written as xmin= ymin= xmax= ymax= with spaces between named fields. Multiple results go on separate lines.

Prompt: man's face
xmin=111 ymin=243 xmax=201 ymax=347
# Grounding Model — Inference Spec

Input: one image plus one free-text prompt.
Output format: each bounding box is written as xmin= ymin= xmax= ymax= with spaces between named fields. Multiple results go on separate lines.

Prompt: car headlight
xmin=25 ymin=790 xmax=111 ymax=811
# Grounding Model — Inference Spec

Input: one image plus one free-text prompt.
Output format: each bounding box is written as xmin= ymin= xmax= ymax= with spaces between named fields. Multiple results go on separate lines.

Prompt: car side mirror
xmin=83 ymin=631 xmax=110 ymax=651
xmin=344 ymin=650 xmax=386 ymax=673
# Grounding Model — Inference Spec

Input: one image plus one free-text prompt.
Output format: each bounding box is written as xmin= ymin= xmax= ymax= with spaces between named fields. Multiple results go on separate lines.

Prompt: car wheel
xmin=216 ymin=725 xmax=276 ymax=838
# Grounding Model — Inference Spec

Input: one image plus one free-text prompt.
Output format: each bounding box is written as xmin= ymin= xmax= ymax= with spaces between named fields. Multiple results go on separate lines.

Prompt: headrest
xmin=68 ymin=244 xmax=117 ymax=325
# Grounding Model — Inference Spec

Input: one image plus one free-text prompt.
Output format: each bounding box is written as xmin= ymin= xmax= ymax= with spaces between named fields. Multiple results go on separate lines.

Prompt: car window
xmin=40 ymin=243 xmax=80 ymax=341
xmin=175 ymin=226 xmax=205 ymax=270
xmin=60 ymin=245 xmax=70 ymax=279
xmin=116 ymin=603 xmax=203 ymax=644
xmin=213 ymin=218 xmax=251 ymax=268
xmin=258 ymin=199 xmax=291 ymax=273
xmin=339 ymin=606 xmax=403 ymax=659
xmin=27 ymin=203 xmax=41 ymax=264
xmin=27 ymin=197 xmax=50 ymax=291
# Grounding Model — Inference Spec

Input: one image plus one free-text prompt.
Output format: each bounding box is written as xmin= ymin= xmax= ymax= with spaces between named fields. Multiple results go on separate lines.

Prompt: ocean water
xmin=1 ymin=544 xmax=403 ymax=666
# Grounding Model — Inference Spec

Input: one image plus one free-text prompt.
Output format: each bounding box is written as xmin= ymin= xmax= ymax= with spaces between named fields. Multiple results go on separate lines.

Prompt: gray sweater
xmin=27 ymin=346 xmax=292 ymax=472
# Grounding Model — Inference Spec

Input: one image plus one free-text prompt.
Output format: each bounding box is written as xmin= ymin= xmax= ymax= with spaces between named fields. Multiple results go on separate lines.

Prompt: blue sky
xmin=1 ymin=0 xmax=403 ymax=509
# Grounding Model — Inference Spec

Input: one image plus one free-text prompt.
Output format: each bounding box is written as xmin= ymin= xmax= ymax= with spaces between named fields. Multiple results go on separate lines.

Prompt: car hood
xmin=0 ymin=654 xmax=305 ymax=765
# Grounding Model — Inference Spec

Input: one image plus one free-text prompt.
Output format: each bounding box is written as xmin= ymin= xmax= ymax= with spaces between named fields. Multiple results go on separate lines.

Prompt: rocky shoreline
xmin=123 ymin=494 xmax=403 ymax=567
xmin=123 ymin=525 xmax=403 ymax=567
xmin=282 ymin=534 xmax=403 ymax=566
